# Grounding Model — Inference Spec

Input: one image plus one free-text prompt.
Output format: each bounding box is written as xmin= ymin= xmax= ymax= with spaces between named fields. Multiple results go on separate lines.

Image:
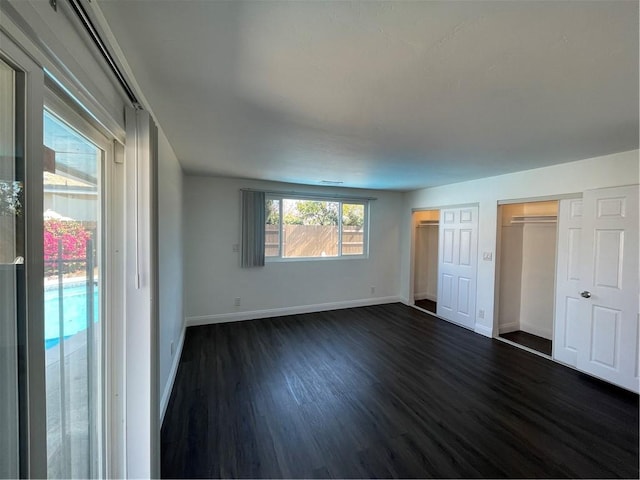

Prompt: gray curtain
xmin=241 ymin=190 xmax=266 ymax=268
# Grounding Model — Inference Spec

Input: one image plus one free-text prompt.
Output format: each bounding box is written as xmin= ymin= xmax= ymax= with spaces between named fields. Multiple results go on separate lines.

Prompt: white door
xmin=576 ymin=185 xmax=639 ymax=393
xmin=437 ymin=206 xmax=478 ymax=329
xmin=553 ymin=198 xmax=583 ymax=367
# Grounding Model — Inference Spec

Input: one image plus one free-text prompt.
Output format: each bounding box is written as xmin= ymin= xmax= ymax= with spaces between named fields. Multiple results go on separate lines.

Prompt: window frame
xmin=265 ymin=194 xmax=370 ymax=262
xmin=44 ymin=83 xmax=123 ymax=479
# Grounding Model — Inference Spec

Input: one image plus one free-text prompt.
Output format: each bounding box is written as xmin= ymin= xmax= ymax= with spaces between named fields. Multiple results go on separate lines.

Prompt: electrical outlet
xmin=234 ymin=297 xmax=241 ymax=307
xmin=482 ymin=252 xmax=493 ymax=261
xmin=170 ymin=341 xmax=175 ymax=356
xmin=478 ymin=309 xmax=485 ymax=319
xmin=370 ymin=286 xmax=376 ymax=295
xmin=232 ymin=244 xmax=240 ymax=252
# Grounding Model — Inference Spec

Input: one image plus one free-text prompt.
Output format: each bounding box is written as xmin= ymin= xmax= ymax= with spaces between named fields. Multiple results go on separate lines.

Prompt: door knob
xmin=580 ymin=291 xmax=592 ymax=298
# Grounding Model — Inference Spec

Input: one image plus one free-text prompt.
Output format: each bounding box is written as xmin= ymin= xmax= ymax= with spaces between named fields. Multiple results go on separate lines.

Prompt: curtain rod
xmin=241 ymin=188 xmax=377 ymax=201
xmin=66 ymin=0 xmax=141 ymax=109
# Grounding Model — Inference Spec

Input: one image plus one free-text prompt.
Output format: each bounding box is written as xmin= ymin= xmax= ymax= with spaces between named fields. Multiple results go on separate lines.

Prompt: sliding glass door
xmin=0 ymin=54 xmax=22 ymax=480
xmin=1 ymin=30 xmax=123 ymax=478
xmin=43 ymin=98 xmax=109 ymax=479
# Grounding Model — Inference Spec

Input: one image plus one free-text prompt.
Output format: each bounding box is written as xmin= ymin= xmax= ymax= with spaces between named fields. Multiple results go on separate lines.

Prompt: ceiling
xmin=96 ymin=0 xmax=639 ymax=191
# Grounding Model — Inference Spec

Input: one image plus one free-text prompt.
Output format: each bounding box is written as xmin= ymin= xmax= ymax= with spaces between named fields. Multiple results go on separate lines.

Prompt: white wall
xmin=44 ymin=193 xmax=97 ymax=222
xmin=157 ymin=129 xmax=184 ymax=419
xmin=184 ymin=176 xmax=403 ymax=323
xmin=401 ymin=149 xmax=639 ymax=337
xmin=497 ymin=223 xmax=523 ymax=333
xmin=519 ymin=223 xmax=556 ymax=339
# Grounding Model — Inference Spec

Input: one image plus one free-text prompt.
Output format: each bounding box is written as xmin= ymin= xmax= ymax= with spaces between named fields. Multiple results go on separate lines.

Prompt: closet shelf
xmin=510 ymin=214 xmax=557 ymax=224
xmin=417 ymin=220 xmax=439 ymax=227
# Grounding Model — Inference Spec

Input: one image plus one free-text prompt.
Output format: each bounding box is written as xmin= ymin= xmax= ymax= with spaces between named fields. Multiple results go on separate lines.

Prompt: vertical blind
xmin=240 ymin=190 xmax=265 ymax=268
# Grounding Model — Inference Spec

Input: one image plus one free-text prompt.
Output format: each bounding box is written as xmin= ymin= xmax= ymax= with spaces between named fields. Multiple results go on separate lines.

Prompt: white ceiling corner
xmin=96 ymin=0 xmax=639 ymax=191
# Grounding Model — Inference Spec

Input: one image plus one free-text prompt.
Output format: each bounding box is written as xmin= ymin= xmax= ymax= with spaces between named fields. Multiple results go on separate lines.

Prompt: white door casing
xmin=437 ymin=206 xmax=478 ymax=329
xmin=553 ymin=198 xmax=583 ymax=367
xmin=576 ymin=185 xmax=639 ymax=393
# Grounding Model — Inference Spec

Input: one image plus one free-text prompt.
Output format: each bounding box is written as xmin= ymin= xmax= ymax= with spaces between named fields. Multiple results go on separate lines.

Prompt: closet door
xmin=553 ymin=198 xmax=583 ymax=367
xmin=437 ymin=206 xmax=478 ymax=329
xmin=575 ymin=185 xmax=639 ymax=393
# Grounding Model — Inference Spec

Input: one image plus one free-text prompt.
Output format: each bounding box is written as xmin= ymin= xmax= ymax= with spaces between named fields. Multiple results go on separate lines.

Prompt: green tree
xmin=287 ymin=200 xmax=339 ymax=225
xmin=265 ymin=199 xmax=280 ymax=225
xmin=283 ymin=212 xmax=303 ymax=225
xmin=342 ymin=204 xmax=364 ymax=228
xmin=0 ymin=181 xmax=23 ymax=217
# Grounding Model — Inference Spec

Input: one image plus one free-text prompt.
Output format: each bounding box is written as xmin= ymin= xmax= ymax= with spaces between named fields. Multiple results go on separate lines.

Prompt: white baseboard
xmin=186 ymin=296 xmax=402 ymax=327
xmin=474 ymin=323 xmax=493 ymax=338
xmin=160 ymin=325 xmax=186 ymax=424
xmin=498 ymin=321 xmax=520 ymax=334
xmin=520 ymin=322 xmax=552 ymax=340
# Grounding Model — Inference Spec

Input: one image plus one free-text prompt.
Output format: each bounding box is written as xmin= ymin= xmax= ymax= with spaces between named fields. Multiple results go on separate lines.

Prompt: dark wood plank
xmin=500 ymin=330 xmax=553 ymax=356
xmin=161 ymin=303 xmax=639 ymax=479
xmin=414 ymin=298 xmax=437 ymax=312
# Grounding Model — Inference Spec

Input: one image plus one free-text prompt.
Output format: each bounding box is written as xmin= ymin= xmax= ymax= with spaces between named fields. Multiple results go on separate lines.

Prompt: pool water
xmin=45 ymin=284 xmax=99 ymax=349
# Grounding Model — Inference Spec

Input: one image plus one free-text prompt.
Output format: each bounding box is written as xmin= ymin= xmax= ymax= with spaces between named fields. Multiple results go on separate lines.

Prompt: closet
xmin=413 ymin=210 xmax=439 ymax=313
xmin=497 ymin=200 xmax=558 ymax=355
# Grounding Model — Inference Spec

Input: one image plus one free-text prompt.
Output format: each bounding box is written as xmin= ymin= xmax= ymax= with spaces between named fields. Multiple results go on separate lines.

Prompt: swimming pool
xmin=45 ymin=284 xmax=99 ymax=349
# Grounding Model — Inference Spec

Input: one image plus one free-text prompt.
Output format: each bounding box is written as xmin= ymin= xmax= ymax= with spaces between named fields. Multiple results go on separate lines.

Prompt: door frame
xmin=410 ymin=208 xmax=440 ymax=307
xmin=409 ymin=203 xmax=479 ymax=328
xmin=1 ymin=11 xmax=128 ymax=476
xmin=44 ymin=83 xmax=125 ymax=477
xmin=1 ymin=29 xmax=47 ymax=479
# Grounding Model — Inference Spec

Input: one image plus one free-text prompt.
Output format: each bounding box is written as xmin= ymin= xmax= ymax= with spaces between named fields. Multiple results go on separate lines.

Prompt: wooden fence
xmin=266 ymin=225 xmax=363 ymax=257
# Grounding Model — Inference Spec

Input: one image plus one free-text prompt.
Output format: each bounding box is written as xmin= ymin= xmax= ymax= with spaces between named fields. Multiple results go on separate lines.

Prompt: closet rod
xmin=509 ymin=214 xmax=557 ymax=225
xmin=510 ymin=220 xmax=557 ymax=224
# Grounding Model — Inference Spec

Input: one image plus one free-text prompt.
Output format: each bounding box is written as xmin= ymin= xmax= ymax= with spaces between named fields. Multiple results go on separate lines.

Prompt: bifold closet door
xmin=554 ymin=198 xmax=583 ymax=367
xmin=437 ymin=206 xmax=478 ymax=329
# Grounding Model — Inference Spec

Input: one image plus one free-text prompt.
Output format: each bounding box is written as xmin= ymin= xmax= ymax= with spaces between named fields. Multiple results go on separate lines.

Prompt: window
xmin=265 ymin=196 xmax=368 ymax=259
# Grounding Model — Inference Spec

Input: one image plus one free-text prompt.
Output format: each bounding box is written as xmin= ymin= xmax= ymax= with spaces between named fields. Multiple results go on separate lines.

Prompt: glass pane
xmin=342 ymin=203 xmax=365 ymax=255
xmin=0 ymin=56 xmax=20 ymax=480
xmin=265 ymin=198 xmax=280 ymax=257
xmin=43 ymin=110 xmax=102 ymax=478
xmin=282 ymin=199 xmax=339 ymax=258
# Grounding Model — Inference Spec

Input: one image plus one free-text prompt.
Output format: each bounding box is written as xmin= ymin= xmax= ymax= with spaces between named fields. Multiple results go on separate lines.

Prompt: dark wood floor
xmin=161 ymin=303 xmax=639 ymax=479
xmin=500 ymin=330 xmax=553 ymax=356
xmin=414 ymin=298 xmax=437 ymax=313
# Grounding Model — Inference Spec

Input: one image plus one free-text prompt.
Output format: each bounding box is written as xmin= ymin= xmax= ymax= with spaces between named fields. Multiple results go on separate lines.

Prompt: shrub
xmin=44 ymin=219 xmax=92 ymax=275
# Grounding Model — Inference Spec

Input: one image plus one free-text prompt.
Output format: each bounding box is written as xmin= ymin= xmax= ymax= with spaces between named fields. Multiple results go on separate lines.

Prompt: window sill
xmin=265 ymin=254 xmax=369 ymax=264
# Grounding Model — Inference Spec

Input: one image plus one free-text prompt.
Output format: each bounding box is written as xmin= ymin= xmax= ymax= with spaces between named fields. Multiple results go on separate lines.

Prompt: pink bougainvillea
xmin=44 ymin=219 xmax=92 ymax=262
